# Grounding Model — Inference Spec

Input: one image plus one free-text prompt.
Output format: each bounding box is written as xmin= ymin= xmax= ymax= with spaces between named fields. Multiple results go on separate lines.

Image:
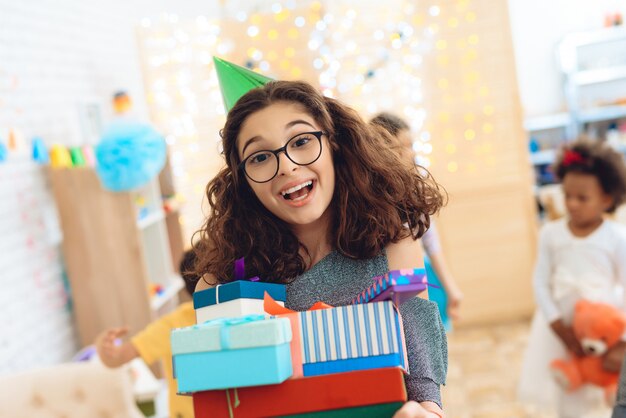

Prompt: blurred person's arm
xmin=534 ymin=225 xmax=583 ymax=356
xmin=95 ymin=327 xmax=139 ymax=368
xmin=603 ymin=230 xmax=626 ymax=372
xmin=421 ymin=223 xmax=462 ymax=318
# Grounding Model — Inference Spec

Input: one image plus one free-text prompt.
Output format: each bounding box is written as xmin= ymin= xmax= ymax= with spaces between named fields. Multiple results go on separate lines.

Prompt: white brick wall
xmin=0 ymin=0 xmax=156 ymax=375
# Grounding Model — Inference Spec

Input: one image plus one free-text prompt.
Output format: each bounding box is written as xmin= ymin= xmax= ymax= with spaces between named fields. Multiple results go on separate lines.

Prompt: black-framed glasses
xmin=238 ymin=131 xmax=326 ymax=183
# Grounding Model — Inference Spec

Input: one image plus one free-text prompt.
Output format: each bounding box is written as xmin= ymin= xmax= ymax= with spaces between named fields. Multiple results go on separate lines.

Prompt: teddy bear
xmin=551 ymin=299 xmax=626 ymax=403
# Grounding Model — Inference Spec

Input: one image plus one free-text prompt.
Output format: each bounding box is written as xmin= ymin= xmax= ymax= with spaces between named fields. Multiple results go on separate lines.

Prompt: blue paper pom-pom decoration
xmin=95 ymin=121 xmax=166 ymax=192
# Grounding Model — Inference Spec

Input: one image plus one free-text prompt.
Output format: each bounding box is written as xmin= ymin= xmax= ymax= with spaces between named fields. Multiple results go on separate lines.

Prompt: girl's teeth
xmin=281 ymin=180 xmax=313 ymax=196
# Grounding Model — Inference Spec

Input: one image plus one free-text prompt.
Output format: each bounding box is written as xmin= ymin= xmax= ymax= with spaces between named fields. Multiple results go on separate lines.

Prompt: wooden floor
xmin=441 ymin=319 xmax=613 ymax=418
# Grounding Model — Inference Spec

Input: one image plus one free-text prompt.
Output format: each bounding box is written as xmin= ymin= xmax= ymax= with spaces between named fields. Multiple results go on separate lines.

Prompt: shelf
xmin=570 ymin=65 xmax=626 ymax=86
xmin=150 ymin=277 xmax=184 ymax=310
xmin=530 ymin=149 xmax=556 ymax=166
xmin=560 ymin=26 xmax=626 ymax=49
xmin=524 ymin=113 xmax=572 ymax=132
xmin=578 ymin=105 xmax=626 ymax=123
xmin=137 ymin=210 xmax=165 ymax=230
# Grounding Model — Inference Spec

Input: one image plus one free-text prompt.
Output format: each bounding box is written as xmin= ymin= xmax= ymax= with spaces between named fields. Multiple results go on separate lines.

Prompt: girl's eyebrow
xmin=241 ymin=120 xmax=316 ymax=154
xmin=285 ymin=119 xmax=315 ymax=130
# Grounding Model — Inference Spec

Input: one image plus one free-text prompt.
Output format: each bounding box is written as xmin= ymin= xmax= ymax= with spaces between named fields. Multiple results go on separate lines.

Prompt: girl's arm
xmin=534 ymin=225 xmax=583 ymax=356
xmin=533 ymin=226 xmax=560 ymax=322
xmin=602 ymin=229 xmax=626 ymax=372
xmin=387 ymin=235 xmax=446 ymax=413
xmin=195 ymin=273 xmax=217 ymax=292
xmin=387 ymin=235 xmax=428 ymax=299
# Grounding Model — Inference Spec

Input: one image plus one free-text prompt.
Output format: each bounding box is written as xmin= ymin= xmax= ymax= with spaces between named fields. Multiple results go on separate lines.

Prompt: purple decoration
xmin=234 ymin=257 xmax=261 ymax=282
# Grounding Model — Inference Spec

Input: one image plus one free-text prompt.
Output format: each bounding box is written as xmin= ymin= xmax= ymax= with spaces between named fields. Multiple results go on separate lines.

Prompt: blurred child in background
xmin=518 ymin=139 xmax=626 ymax=417
xmin=96 ymin=250 xmax=197 ymax=418
xmin=370 ymin=112 xmax=463 ymax=330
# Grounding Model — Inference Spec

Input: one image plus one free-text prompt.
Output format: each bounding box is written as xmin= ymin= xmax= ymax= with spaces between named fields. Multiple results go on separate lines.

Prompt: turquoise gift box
xmin=171 ymin=315 xmax=293 ymax=393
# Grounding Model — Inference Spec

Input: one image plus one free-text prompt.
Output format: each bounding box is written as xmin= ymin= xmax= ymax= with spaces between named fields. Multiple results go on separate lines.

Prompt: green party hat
xmin=213 ymin=56 xmax=273 ymax=113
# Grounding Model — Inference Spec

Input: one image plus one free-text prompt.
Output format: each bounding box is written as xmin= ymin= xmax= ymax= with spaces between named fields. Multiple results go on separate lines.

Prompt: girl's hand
xmin=392 ymin=401 xmax=444 ymax=418
xmin=602 ymin=340 xmax=626 ymax=372
xmin=550 ymin=319 xmax=584 ymax=357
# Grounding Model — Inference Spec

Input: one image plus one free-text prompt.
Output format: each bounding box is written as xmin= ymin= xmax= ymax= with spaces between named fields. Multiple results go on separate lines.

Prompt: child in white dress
xmin=519 ymin=139 xmax=626 ymax=417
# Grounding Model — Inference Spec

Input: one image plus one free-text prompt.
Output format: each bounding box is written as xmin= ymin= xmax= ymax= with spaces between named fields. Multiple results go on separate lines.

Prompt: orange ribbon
xmin=263 ymin=291 xmax=332 ymax=314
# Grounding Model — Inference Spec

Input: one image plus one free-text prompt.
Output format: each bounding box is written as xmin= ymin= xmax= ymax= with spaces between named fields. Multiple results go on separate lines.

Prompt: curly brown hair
xmin=193 ymin=80 xmax=445 ymax=285
xmin=553 ymin=138 xmax=626 ymax=213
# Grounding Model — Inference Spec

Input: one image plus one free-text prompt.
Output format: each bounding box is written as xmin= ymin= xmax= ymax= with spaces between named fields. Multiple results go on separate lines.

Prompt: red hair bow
xmin=562 ymin=149 xmax=585 ymax=166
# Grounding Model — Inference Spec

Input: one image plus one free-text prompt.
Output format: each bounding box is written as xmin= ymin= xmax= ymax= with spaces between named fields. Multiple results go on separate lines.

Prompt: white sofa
xmin=0 ymin=361 xmax=144 ymax=418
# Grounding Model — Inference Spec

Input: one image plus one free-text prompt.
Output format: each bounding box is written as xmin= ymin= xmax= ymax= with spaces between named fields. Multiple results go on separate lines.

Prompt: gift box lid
xmin=352 ymin=268 xmax=427 ymax=305
xmin=171 ymin=315 xmax=291 ymax=355
xmin=193 ymin=281 xmax=286 ymax=309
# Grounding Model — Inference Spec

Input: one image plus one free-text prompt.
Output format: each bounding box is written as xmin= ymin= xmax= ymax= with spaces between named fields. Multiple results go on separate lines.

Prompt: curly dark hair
xmin=193 ymin=80 xmax=445 ymax=285
xmin=179 ymin=249 xmax=199 ymax=296
xmin=553 ymin=138 xmax=626 ymax=213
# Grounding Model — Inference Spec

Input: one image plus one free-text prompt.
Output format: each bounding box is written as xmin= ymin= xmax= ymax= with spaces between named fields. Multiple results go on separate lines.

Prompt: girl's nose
xmin=276 ymin=152 xmax=298 ymax=177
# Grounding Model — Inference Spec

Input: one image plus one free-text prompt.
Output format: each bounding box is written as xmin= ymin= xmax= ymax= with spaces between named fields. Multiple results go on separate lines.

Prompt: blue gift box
xmin=298 ymin=301 xmax=408 ymax=377
xmin=172 ymin=315 xmax=293 ymax=393
xmin=194 ymin=281 xmax=288 ymax=323
xmin=193 ymin=281 xmax=286 ymax=308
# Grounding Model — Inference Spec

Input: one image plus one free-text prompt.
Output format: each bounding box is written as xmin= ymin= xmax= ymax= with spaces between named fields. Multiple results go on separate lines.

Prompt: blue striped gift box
xmin=297 ymin=301 xmax=408 ymax=376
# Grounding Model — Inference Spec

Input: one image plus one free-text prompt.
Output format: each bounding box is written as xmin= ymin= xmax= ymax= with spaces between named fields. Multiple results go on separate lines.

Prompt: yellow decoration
xmin=436 ymin=40 xmax=447 ymax=50
xmin=483 ymin=105 xmax=495 ymax=115
xmin=268 ymin=29 xmax=279 ymax=40
xmin=483 ymin=123 xmax=494 ymax=133
xmin=291 ymin=67 xmax=302 ymax=78
xmin=479 ymin=86 xmax=489 ymax=97
xmin=468 ymin=34 xmax=479 ymax=44
xmin=310 ymin=1 xmax=322 ymax=11
xmin=464 ymin=113 xmax=475 ymax=123
xmin=274 ymin=10 xmax=290 ymax=23
xmin=287 ymin=28 xmax=299 ymax=39
xmin=466 ymin=11 xmax=476 ymax=22
xmin=250 ymin=14 xmax=262 ymax=25
xmin=448 ymin=18 xmax=459 ymax=28
xmin=464 ymin=129 xmax=476 ymax=140
xmin=446 ymin=143 xmax=457 ymax=154
xmin=413 ymin=14 xmax=425 ymax=25
xmin=437 ymin=78 xmax=449 ymax=89
xmin=447 ymin=161 xmax=458 ymax=173
xmin=279 ymin=59 xmax=291 ymax=70
xmin=438 ymin=112 xmax=450 ymax=123
xmin=49 ymin=145 xmax=73 ymax=168
xmin=285 ymin=47 xmax=295 ymax=57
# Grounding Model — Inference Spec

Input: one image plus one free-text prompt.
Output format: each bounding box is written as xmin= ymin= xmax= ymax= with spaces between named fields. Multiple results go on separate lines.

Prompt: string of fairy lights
xmin=136 ymin=0 xmax=495 ymax=238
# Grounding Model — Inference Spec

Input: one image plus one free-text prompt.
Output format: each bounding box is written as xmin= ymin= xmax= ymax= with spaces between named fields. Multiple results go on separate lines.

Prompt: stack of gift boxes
xmin=171 ymin=266 xmax=429 ymax=417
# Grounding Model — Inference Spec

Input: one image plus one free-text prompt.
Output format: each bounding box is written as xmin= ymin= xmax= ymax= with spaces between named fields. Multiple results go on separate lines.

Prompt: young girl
xmin=518 ymin=139 xmax=626 ymax=417
xmin=370 ymin=112 xmax=464 ymax=331
xmin=194 ymin=80 xmax=448 ymax=417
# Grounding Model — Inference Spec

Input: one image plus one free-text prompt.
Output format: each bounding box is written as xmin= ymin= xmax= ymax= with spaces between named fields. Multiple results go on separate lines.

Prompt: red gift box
xmin=193 ymin=367 xmax=407 ymax=418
